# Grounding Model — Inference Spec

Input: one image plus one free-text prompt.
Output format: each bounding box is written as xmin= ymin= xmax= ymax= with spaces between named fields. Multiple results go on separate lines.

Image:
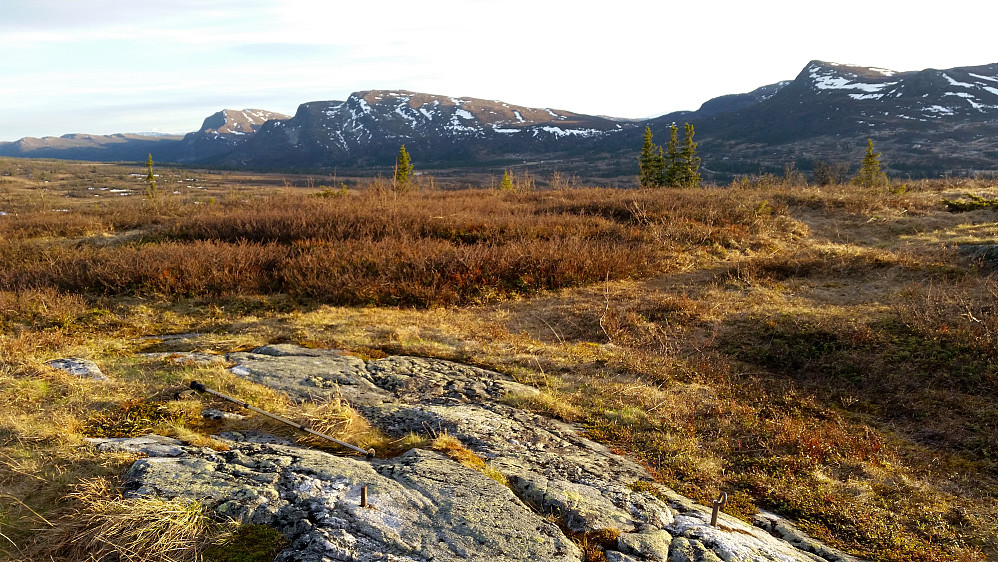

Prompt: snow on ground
xmin=809 ymin=64 xmax=897 ymax=92
xmin=924 ymin=105 xmax=955 ymax=115
xmin=969 ymin=73 xmax=998 ymax=83
xmin=395 ymin=105 xmax=420 ymax=128
xmin=942 ymin=73 xmax=976 ymax=88
xmin=536 ymin=126 xmax=600 ymax=138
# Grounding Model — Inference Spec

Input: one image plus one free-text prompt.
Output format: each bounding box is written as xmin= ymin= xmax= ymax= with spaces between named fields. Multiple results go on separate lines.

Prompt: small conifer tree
xmin=851 ymin=139 xmax=888 ymax=188
xmin=661 ymin=124 xmax=680 ymax=187
xmin=500 ymin=169 xmax=514 ymax=191
xmin=394 ymin=144 xmax=414 ymax=189
xmin=638 ymin=127 xmax=663 ymax=188
xmin=676 ymin=123 xmax=701 ymax=188
xmin=144 ymin=153 xmax=157 ymax=198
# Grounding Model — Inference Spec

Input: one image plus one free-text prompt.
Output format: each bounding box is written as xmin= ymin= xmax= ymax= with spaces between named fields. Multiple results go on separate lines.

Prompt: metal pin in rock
xmin=710 ymin=491 xmax=728 ymax=526
xmin=360 ymin=485 xmax=368 ymax=508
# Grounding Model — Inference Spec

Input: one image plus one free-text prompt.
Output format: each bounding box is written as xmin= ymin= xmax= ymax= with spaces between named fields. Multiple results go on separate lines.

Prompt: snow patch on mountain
xmin=969 ymin=73 xmax=998 ymax=83
xmin=924 ymin=105 xmax=955 ymax=115
xmin=536 ymin=126 xmax=601 ymax=138
xmin=942 ymin=73 xmax=975 ymax=88
xmin=809 ymin=64 xmax=898 ymax=92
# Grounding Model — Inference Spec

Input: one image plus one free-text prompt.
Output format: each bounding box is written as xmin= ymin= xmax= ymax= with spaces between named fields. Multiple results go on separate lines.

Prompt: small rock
xmin=48 ymin=358 xmax=107 ymax=381
xmin=201 ymin=409 xmax=246 ymax=421
xmin=86 ymin=434 xmax=185 ymax=457
xmin=617 ymin=530 xmax=672 ymax=560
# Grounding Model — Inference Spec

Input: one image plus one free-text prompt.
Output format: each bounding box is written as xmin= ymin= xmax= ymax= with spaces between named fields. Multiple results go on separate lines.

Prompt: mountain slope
xmin=646 ymin=60 xmax=998 ymax=177
xmin=216 ymin=90 xmax=627 ymax=168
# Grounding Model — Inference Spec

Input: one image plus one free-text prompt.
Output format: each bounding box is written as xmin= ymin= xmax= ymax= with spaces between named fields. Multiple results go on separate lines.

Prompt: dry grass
xmin=1 ymin=159 xmax=997 ymax=561
xmin=430 ymin=433 xmax=508 ymax=486
xmin=36 ymin=476 xmax=228 ymax=562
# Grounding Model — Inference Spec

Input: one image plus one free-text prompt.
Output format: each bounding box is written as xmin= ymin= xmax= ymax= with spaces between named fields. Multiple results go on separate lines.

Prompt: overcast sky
xmin=2 ymin=0 xmax=997 ymax=141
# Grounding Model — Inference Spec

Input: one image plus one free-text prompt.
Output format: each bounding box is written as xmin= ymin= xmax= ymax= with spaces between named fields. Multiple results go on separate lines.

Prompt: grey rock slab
xmin=366 ymin=401 xmax=671 ymax=533
xmin=226 ymin=345 xmax=392 ymax=406
xmin=754 ymin=511 xmax=861 ymax=562
xmin=366 ymin=355 xmax=537 ymax=402
xmin=48 ymin=358 xmax=107 ymax=381
xmin=85 ymin=434 xmax=185 ymax=457
xmin=122 ymin=342 xmax=862 ymax=562
xmin=667 ymin=513 xmax=827 ymax=562
xmin=125 ymin=442 xmax=582 ymax=562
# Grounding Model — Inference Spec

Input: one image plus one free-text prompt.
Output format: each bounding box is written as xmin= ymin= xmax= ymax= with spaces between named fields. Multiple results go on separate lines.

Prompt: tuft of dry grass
xmin=430 ymin=433 xmax=509 ymax=486
xmin=36 ymin=476 xmax=230 ymax=562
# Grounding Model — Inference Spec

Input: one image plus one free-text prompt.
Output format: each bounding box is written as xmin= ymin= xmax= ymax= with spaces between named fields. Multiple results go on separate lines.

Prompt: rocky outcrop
xmin=116 ymin=342 xmax=861 ymax=562
xmin=48 ymin=358 xmax=107 ymax=380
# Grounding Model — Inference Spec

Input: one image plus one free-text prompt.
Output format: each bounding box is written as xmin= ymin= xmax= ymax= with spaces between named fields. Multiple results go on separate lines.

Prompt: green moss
xmin=204 ymin=524 xmax=288 ymax=562
xmin=942 ymin=194 xmax=998 ymax=212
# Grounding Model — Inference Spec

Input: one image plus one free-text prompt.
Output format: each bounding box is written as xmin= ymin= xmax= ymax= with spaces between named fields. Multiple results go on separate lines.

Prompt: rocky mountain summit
xmin=197 ymin=109 xmax=292 ymax=137
xmin=85 ymin=342 xmax=861 ymax=562
xmin=173 ymin=108 xmax=292 ymax=162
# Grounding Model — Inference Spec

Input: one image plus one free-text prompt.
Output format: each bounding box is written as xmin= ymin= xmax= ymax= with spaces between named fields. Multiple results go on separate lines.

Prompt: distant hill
xmin=0 ymin=133 xmax=184 ymax=161
xmin=2 ymin=60 xmax=997 ymax=180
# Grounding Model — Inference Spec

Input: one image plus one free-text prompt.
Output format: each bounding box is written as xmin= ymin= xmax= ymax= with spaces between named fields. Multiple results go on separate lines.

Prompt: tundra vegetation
xmin=0 ymin=157 xmax=996 ymax=561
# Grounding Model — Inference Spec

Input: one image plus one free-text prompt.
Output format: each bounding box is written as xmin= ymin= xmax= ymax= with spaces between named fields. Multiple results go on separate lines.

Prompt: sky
xmin=2 ymin=0 xmax=997 ymax=141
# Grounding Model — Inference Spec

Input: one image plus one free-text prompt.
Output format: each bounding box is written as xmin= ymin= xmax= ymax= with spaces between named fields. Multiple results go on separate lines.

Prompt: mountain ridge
xmin=2 ymin=60 xmax=996 ymax=180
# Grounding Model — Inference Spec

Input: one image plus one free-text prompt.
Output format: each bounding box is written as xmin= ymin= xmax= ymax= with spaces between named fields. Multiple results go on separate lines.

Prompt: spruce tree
xmin=500 ymin=169 xmax=514 ymax=191
xmin=394 ymin=144 xmax=414 ymax=189
xmin=851 ymin=138 xmax=888 ymax=188
xmin=662 ymin=124 xmax=680 ymax=187
xmin=638 ymin=127 xmax=662 ymax=188
xmin=677 ymin=123 xmax=701 ymax=188
xmin=144 ymin=153 xmax=157 ymax=198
